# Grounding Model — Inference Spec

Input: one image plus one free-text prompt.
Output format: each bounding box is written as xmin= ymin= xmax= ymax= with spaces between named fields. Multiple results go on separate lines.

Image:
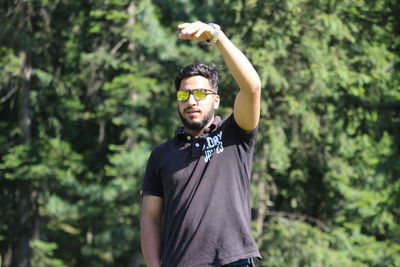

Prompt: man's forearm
xmin=141 ymin=216 xmax=162 ymax=267
xmin=216 ymin=31 xmax=261 ymax=94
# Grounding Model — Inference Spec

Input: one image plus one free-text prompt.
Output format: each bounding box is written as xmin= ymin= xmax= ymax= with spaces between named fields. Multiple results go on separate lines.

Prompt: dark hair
xmin=174 ymin=63 xmax=219 ymax=92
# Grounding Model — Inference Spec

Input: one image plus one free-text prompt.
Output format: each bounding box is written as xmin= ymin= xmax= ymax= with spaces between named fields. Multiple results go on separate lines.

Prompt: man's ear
xmin=213 ymin=94 xmax=220 ymax=109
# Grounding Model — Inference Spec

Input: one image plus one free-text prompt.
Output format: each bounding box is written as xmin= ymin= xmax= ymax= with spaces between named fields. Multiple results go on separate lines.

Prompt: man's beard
xmin=178 ymin=107 xmax=215 ymax=130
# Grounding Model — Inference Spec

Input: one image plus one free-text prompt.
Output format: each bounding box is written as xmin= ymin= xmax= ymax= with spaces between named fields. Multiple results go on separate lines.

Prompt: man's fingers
xmin=177 ymin=23 xmax=190 ymax=30
xmin=183 ymin=21 xmax=202 ymax=35
xmin=177 ymin=21 xmax=212 ymax=41
xmin=178 ymin=21 xmax=203 ymax=34
xmin=178 ymin=33 xmax=191 ymax=40
xmin=194 ymin=25 xmax=208 ymax=38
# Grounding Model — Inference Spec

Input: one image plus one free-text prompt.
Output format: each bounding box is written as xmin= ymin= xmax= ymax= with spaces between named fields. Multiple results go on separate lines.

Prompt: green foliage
xmin=0 ymin=0 xmax=399 ymax=266
xmin=261 ymin=218 xmax=359 ymax=267
xmin=260 ymin=217 xmax=400 ymax=267
xmin=30 ymin=240 xmax=66 ymax=267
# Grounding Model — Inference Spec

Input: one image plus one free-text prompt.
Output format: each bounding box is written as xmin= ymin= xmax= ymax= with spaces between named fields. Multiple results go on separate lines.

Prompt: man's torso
xmin=142 ymin=115 xmax=261 ymax=266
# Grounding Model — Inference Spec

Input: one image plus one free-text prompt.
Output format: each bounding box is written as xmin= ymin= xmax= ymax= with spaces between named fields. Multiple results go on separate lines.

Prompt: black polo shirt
xmin=142 ymin=114 xmax=261 ymax=267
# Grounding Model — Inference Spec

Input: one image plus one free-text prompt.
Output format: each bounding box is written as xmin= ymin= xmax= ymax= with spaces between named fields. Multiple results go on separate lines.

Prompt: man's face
xmin=177 ymin=76 xmax=220 ymax=131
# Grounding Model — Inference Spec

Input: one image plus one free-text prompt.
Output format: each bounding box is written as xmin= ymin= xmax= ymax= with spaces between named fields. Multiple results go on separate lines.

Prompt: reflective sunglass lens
xmin=177 ymin=90 xmax=189 ymax=101
xmin=193 ymin=89 xmax=206 ymax=100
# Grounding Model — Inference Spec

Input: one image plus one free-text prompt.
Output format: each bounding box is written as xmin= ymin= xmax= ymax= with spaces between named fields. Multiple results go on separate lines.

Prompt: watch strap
xmin=205 ymin=23 xmax=220 ymax=45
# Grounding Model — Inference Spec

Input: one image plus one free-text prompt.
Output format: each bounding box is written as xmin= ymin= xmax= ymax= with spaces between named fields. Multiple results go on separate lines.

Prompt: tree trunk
xmin=13 ymin=182 xmax=32 ymax=267
xmin=12 ymin=48 xmax=33 ymax=267
xmin=127 ymin=1 xmax=136 ymax=52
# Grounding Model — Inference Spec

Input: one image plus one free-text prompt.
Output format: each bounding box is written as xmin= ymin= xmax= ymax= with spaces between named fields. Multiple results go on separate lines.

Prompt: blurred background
xmin=0 ymin=0 xmax=399 ymax=266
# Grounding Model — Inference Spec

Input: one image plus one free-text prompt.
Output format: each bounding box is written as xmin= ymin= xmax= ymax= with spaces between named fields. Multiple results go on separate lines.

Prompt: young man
xmin=140 ymin=21 xmax=262 ymax=267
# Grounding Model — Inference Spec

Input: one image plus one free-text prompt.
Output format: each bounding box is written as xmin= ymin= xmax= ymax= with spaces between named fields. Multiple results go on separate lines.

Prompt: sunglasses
xmin=177 ymin=88 xmax=216 ymax=102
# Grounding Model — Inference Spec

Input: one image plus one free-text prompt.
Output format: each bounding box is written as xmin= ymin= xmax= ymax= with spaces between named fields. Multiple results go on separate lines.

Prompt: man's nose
xmin=186 ymin=93 xmax=198 ymax=105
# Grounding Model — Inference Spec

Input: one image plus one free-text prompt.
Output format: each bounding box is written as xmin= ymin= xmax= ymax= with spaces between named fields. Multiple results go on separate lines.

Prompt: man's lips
xmin=185 ymin=108 xmax=201 ymax=115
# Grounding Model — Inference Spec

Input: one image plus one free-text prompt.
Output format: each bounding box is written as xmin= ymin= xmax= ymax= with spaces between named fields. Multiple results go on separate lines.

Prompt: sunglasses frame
xmin=177 ymin=88 xmax=217 ymax=102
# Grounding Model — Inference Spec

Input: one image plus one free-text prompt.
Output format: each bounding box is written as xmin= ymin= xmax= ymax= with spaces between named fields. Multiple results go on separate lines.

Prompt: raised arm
xmin=178 ymin=21 xmax=261 ymax=131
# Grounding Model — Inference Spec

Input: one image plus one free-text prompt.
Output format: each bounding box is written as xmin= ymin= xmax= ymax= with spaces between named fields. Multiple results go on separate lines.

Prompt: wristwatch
xmin=205 ymin=23 xmax=221 ymax=45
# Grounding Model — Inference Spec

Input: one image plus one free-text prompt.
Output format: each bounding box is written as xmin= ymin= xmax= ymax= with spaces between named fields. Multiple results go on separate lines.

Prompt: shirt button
xmin=187 ymin=136 xmax=191 ymax=141
xmin=195 ymin=143 xmax=200 ymax=148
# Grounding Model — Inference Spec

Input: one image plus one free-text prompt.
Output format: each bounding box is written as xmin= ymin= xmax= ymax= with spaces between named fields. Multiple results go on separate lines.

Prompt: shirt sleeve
xmin=141 ymin=150 xmax=164 ymax=197
xmin=230 ymin=114 xmax=259 ymax=152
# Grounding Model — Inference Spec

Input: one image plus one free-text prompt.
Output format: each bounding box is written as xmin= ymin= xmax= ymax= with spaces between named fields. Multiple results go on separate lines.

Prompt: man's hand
xmin=177 ymin=21 xmax=215 ymax=42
